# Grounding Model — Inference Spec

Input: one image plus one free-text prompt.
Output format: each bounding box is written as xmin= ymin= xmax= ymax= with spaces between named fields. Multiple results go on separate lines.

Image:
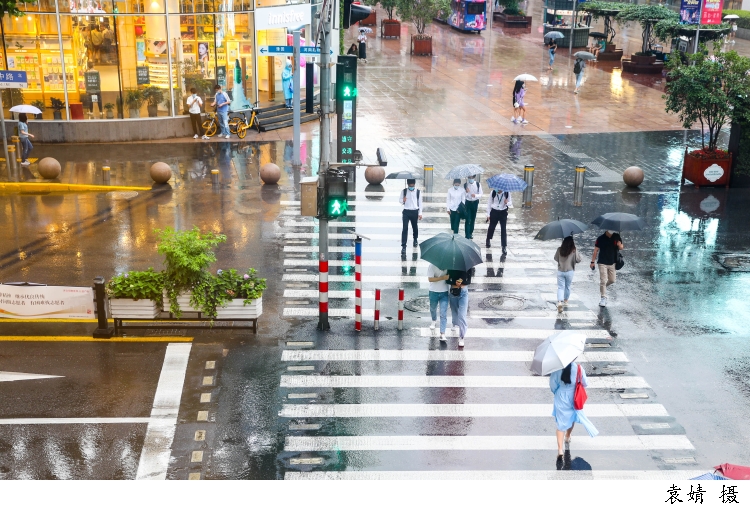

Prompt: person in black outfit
xmin=399 ymin=178 xmax=422 ymax=254
xmin=486 ymin=188 xmax=512 ymax=254
xmin=590 ymin=231 xmax=623 ymax=307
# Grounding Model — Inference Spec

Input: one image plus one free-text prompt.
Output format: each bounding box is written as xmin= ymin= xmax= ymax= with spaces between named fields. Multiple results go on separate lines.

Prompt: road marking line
xmin=284 ymin=470 xmax=706 ymax=480
xmin=0 ymin=336 xmax=193 ymax=343
xmin=282 ymin=274 xmax=553 ymax=284
xmin=289 ymin=457 xmax=324 ymax=465
xmin=285 ymin=435 xmax=694 ymax=451
xmin=287 ymin=366 xmax=316 ymax=371
xmin=0 ymin=319 xmax=99 ymax=323
xmin=0 ymin=371 xmax=63 ymax=383
xmin=0 ymin=182 xmax=151 ymax=193
xmin=135 ymin=343 xmax=192 ymax=480
xmin=287 ymin=341 xmax=315 ymax=347
xmin=188 ymin=473 xmax=201 ymax=480
xmin=280 ymin=375 xmax=649 ymax=389
xmin=281 ymin=350 xmax=628 ymax=362
xmin=190 ymin=451 xmax=204 ymax=462
xmin=205 ymin=361 xmax=216 ymax=369
xmin=279 ymin=403 xmax=668 ymax=418
xmin=639 ymin=423 xmax=671 ymax=429
xmin=200 ymin=393 xmax=212 ymax=403
xmin=288 ymin=393 xmax=318 ymax=399
xmin=283 ymin=259 xmax=550 ymax=269
xmin=197 ymin=411 xmax=208 ymax=421
xmin=194 ymin=430 xmax=206 ymax=441
xmin=279 ymin=233 xmax=540 ymax=241
xmin=620 ymin=393 xmax=650 ymax=399
xmin=663 ymin=457 xmax=696 ymax=464
xmin=417 ymin=328 xmax=611 ymax=339
xmin=202 ymin=376 xmax=214 ymax=385
xmin=280 ymin=219 xmax=522 ymax=230
xmin=283 ymin=246 xmax=546 ymax=256
xmin=289 ymin=423 xmax=323 ymax=430
xmin=0 ymin=417 xmax=150 ymax=425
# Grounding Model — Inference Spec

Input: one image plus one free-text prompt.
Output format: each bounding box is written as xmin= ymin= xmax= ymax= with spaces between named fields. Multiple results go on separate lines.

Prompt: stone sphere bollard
xmin=623 ymin=166 xmax=644 ymax=187
xmin=364 ymin=166 xmax=386 ymax=185
xmin=150 ymin=162 xmax=172 ymax=184
xmin=260 ymin=163 xmax=281 ymax=185
xmin=37 ymin=157 xmax=61 ymax=179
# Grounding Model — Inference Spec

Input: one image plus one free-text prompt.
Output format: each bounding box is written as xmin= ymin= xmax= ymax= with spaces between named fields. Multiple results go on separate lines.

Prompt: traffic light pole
xmin=317 ymin=0 xmax=332 ymax=331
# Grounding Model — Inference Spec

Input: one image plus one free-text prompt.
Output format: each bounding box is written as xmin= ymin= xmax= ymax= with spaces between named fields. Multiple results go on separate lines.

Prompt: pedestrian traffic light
xmin=343 ymin=0 xmax=372 ymax=29
xmin=336 ymin=56 xmax=358 ymax=164
xmin=325 ymin=175 xmax=348 ymax=219
xmin=336 ymin=55 xmax=358 ymax=113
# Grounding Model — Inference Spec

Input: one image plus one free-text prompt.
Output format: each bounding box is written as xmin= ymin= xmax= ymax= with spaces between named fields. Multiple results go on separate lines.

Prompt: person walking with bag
xmin=428 ymin=263 xmax=450 ymax=342
xmin=550 ymin=360 xmax=598 ymax=457
xmin=485 ymin=188 xmax=511 ymax=254
xmin=511 ymin=80 xmax=527 ymax=124
xmin=573 ymin=57 xmax=585 ymax=94
xmin=446 ymin=178 xmax=466 ymax=235
xmin=400 ymin=178 xmax=422 ymax=255
xmin=590 ymin=231 xmax=623 ymax=307
xmin=17 ymin=113 xmax=34 ymax=166
xmin=463 ymin=175 xmax=482 ymax=239
xmin=447 ymin=267 xmax=473 ymax=348
xmin=554 ymin=236 xmax=582 ymax=313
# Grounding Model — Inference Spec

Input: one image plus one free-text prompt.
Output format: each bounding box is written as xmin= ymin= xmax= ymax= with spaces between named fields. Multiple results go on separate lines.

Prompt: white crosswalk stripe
xmin=280 ymin=375 xmax=648 ymax=388
xmin=282 ymin=274 xmax=554 ymax=284
xmin=281 ymin=350 xmax=627 ymax=362
xmin=283 ymin=259 xmax=552 ymax=269
xmin=280 ymin=403 xmax=668 ymax=418
xmin=285 ymin=435 xmax=694 ymax=451
xmin=285 ymin=470 xmax=706 ymax=480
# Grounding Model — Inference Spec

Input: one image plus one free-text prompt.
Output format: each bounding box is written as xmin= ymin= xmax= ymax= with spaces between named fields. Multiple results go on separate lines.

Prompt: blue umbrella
xmin=486 ymin=173 xmax=527 ymax=192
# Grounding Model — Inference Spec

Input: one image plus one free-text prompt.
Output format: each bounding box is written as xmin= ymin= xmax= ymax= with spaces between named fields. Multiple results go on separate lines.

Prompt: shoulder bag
xmin=615 ymin=250 xmax=624 ymax=270
xmin=574 ymin=364 xmax=587 ymax=410
xmin=456 ymin=201 xmax=466 ymax=219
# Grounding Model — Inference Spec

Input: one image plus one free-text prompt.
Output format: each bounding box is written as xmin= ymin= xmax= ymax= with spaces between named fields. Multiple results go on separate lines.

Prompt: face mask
xmin=408 ymin=186 xmax=415 ymax=191
xmin=468 ymin=179 xmax=474 ymax=184
xmin=454 ymin=185 xmax=460 ymax=190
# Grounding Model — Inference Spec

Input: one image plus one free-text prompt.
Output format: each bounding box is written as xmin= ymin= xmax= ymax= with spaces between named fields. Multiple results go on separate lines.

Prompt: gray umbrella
xmin=591 ymin=212 xmax=645 ymax=232
xmin=386 ymin=171 xmax=417 ymax=180
xmin=445 ymin=164 xmax=486 ymax=180
xmin=535 ymin=219 xmax=588 ymax=240
xmin=545 ymin=31 xmax=564 ymax=39
xmin=574 ymin=51 xmax=597 ymax=61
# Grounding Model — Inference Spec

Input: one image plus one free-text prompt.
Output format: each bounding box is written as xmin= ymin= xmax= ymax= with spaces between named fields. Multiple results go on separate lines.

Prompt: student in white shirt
xmin=427 ymin=263 xmax=450 ymax=341
xmin=446 ymin=178 xmax=466 ymax=235
xmin=463 ymin=174 xmax=483 ymax=239
xmin=486 ymin=188 xmax=512 ymax=254
xmin=186 ymin=87 xmax=209 ymax=140
xmin=400 ymin=178 xmax=423 ymax=254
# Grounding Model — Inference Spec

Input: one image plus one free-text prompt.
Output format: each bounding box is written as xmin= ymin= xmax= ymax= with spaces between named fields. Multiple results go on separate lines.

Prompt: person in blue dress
xmin=549 ymin=360 xmax=599 ymax=456
xmin=282 ymin=57 xmax=293 ymax=109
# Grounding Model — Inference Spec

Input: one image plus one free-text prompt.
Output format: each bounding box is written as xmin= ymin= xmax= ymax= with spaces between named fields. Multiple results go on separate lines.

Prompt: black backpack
xmin=574 ymin=61 xmax=582 ymax=75
xmin=402 ymin=188 xmax=420 ymax=200
xmin=491 ymin=190 xmax=508 ymax=201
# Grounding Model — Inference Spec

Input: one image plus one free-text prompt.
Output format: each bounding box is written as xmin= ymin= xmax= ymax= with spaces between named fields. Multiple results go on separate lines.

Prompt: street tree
xmin=396 ymin=0 xmax=444 ymax=36
xmin=616 ymin=4 xmax=678 ymax=54
xmin=578 ymin=1 xmax=626 ymax=44
xmin=1 ymin=0 xmax=33 ymax=16
xmin=654 ymin=20 xmax=731 ymax=45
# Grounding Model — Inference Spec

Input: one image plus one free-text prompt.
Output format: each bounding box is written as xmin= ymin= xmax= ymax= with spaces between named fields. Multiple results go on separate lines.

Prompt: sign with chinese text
xmin=700 ymin=0 xmax=722 ymax=24
xmin=0 ymin=71 xmax=27 ymax=89
xmin=0 ymin=284 xmax=94 ymax=319
xmin=679 ymin=0 xmax=701 ymax=24
xmin=84 ymin=71 xmax=101 ymax=93
xmin=136 ymin=66 xmax=150 ymax=85
xmin=255 ymin=4 xmax=311 ymax=30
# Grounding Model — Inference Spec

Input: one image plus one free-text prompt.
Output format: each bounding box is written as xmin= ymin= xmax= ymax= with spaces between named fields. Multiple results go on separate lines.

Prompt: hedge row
xmin=722 ymin=9 xmax=750 ymax=30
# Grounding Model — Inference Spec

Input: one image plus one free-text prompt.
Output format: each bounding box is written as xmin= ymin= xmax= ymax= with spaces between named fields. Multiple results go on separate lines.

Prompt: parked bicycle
xmin=201 ymin=112 xmax=219 ymax=137
xmin=228 ymin=102 xmax=262 ymax=138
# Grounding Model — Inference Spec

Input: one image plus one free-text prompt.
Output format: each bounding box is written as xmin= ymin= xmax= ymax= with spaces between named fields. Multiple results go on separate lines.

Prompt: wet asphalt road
xmin=0 ymin=131 xmax=749 ymax=479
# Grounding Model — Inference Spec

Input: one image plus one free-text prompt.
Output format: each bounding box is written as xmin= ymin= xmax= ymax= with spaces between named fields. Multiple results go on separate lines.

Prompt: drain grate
xmin=716 ymin=254 xmax=750 ymax=272
xmin=106 ymin=191 xmax=139 ymax=200
xmin=480 ymin=294 xmax=526 ymax=311
xmin=404 ymin=297 xmax=431 ymax=312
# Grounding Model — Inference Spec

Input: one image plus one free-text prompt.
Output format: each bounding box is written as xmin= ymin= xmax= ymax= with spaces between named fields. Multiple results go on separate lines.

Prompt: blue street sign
xmin=300 ymin=46 xmax=335 ymax=56
xmin=258 ymin=45 xmax=334 ymax=56
xmin=0 ymin=71 xmax=27 ymax=89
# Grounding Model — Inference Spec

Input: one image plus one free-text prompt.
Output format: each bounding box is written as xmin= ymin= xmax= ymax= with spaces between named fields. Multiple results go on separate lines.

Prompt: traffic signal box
xmin=343 ymin=0 xmax=372 ymax=28
xmin=325 ymin=175 xmax=348 ymax=218
xmin=336 ymin=55 xmax=358 ymax=166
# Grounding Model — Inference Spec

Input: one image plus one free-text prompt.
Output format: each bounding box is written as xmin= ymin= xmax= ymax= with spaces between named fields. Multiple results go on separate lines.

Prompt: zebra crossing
xmin=277 ymin=192 xmax=698 ymax=480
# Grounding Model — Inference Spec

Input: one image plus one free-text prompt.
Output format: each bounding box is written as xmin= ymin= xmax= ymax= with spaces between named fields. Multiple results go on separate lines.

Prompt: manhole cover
xmin=480 ymin=294 xmax=526 ymax=311
xmin=106 ymin=191 xmax=139 ymax=200
xmin=404 ymin=297 xmax=431 ymax=312
xmin=716 ymin=255 xmax=750 ymax=271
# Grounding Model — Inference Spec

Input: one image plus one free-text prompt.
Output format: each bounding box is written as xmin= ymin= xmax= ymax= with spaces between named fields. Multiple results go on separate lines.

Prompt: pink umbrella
xmin=714 ymin=463 xmax=750 ymax=480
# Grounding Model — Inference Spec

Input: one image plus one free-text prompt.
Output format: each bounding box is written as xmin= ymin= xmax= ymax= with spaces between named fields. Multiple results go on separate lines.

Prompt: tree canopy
xmin=1 ymin=0 xmax=33 ymax=17
xmin=654 ymin=20 xmax=731 ymax=43
xmin=617 ymin=4 xmax=679 ymax=53
xmin=396 ymin=0 xmax=445 ymax=35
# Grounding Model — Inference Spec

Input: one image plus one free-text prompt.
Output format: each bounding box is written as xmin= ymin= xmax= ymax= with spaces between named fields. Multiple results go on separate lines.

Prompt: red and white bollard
xmin=318 ymin=253 xmax=329 ymax=330
xmin=354 ymin=236 xmax=362 ymax=332
xmin=397 ymin=288 xmax=404 ymax=330
xmin=374 ymin=288 xmax=381 ymax=330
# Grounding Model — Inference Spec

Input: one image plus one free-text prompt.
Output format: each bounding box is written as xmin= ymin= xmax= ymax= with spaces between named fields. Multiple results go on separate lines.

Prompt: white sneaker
xmin=599 ymin=297 xmax=607 ymax=307
xmin=430 ymin=321 xmax=436 ymax=330
xmin=458 ymin=338 xmax=465 ymax=348
xmin=511 ymin=116 xmax=515 ymax=122
xmin=202 ymin=135 xmax=210 ymax=140
xmin=21 ymin=160 xmax=30 ymax=166
xmin=439 ymin=333 xmax=446 ymax=343
xmin=557 ymin=302 xmax=563 ymax=313
xmin=521 ymin=119 xmax=529 ymax=124
xmin=225 ymin=134 xmax=231 ymax=139
xmin=194 ymin=134 xmax=199 ymax=139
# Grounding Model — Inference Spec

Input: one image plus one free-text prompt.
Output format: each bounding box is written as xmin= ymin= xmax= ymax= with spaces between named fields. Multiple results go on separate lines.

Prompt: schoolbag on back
xmin=574 ymin=61 xmax=582 ymax=74
xmin=403 ymin=188 xmax=420 ymax=200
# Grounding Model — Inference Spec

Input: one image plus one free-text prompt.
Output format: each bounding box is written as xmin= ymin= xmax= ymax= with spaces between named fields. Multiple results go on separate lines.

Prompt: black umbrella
xmin=419 ymin=233 xmax=482 ymax=272
xmin=589 ymin=31 xmax=606 ymax=39
xmin=591 ymin=212 xmax=645 ymax=232
xmin=535 ymin=219 xmax=588 ymax=240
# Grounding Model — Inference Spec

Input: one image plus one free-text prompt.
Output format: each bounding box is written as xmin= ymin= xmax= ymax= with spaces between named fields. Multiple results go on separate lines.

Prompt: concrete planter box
xmin=682 ymin=151 xmax=732 ymax=188
xmin=110 ymin=298 xmax=162 ymax=319
xmin=411 ymin=35 xmax=432 ymax=56
xmin=494 ymin=13 xmax=532 ymax=28
xmin=163 ymin=290 xmax=201 ymax=314
xmin=215 ymin=296 xmax=263 ymax=319
xmin=622 ymin=53 xmax=664 ymax=74
xmin=381 ymin=20 xmax=401 ymax=38
xmin=360 ymin=11 xmax=376 ymax=26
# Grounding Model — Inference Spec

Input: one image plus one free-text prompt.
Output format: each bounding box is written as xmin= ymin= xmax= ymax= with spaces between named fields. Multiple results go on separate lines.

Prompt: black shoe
xmin=413 ymin=239 xmax=418 ymax=247
xmin=486 ymin=241 xmax=491 ymax=248
xmin=502 ymin=247 xmax=507 ymax=255
xmin=401 ymin=247 xmax=406 ymax=254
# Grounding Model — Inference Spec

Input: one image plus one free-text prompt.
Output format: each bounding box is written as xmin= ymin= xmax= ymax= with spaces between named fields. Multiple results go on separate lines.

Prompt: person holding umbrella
xmin=463 ymin=174 xmax=482 ymax=239
xmin=485 ymin=188 xmax=511 ymax=254
xmin=17 ymin=113 xmax=34 ymax=166
xmin=427 ymin=263 xmax=450 ymax=342
xmin=400 ymin=178 xmax=422 ymax=255
xmin=446 ymin=178 xmax=465 ymax=235
xmin=554 ymin=236 xmax=582 ymax=313
xmin=357 ymin=28 xmax=368 ymax=63
xmin=548 ymin=39 xmax=557 ymax=70
xmin=573 ymin=57 xmax=585 ymax=94
xmin=590 ymin=230 xmax=623 ymax=307
xmin=550 ymin=360 xmax=598 ymax=457
xmin=447 ymin=267 xmax=472 ymax=348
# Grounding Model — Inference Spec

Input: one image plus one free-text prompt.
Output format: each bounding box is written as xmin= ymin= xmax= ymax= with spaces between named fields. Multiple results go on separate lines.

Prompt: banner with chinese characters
xmin=679 ymin=0 xmax=701 ymax=24
xmin=700 ymin=0 xmax=722 ymax=24
xmin=0 ymin=284 xmax=95 ymax=319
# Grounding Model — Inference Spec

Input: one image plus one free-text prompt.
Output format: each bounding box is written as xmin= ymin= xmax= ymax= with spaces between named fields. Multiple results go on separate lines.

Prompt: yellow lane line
xmin=0 ymin=336 xmax=193 ymax=342
xmin=0 ymin=319 xmax=99 ymax=323
xmin=0 ymin=183 xmax=151 ymax=193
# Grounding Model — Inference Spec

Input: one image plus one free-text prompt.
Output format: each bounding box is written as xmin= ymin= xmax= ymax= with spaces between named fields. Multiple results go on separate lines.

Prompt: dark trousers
xmin=464 ymin=200 xmax=479 ymax=238
xmin=190 ymin=113 xmax=204 ymax=136
xmin=487 ymin=208 xmax=508 ymax=247
xmin=450 ymin=210 xmax=461 ymax=234
xmin=401 ymin=209 xmax=418 ymax=247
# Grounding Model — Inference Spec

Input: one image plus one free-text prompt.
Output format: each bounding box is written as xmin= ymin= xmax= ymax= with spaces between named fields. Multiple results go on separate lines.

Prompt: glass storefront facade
xmin=0 ymin=0 xmax=313 ymax=121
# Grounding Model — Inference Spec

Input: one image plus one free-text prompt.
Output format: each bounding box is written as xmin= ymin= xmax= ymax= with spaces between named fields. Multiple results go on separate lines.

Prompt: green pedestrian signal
xmin=342 ymin=86 xmax=357 ymax=98
xmin=323 ymin=175 xmax=348 ymax=219
xmin=327 ymin=198 xmax=347 ymax=217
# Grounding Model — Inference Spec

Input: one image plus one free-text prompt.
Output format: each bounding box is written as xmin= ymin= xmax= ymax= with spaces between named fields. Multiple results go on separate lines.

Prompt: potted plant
xmin=193 ymin=268 xmax=266 ymax=319
xmin=664 ymin=43 xmax=750 ymax=188
xmin=494 ymin=0 xmax=532 ymax=28
xmin=50 ymin=97 xmax=65 ymax=120
xmin=397 ymin=0 xmax=442 ymax=56
xmin=156 ymin=226 xmax=227 ymax=317
xmin=106 ymin=269 xmax=164 ymax=319
xmin=142 ymin=86 xmax=165 ymax=117
xmin=617 ymin=4 xmax=677 ymax=73
xmin=125 ymin=88 xmax=144 ymax=118
xmin=360 ymin=0 xmax=377 ymax=26
xmin=380 ymin=0 xmax=401 ymax=38
xmin=31 ymin=99 xmax=46 ymax=119
xmin=104 ymin=102 xmax=115 ymax=119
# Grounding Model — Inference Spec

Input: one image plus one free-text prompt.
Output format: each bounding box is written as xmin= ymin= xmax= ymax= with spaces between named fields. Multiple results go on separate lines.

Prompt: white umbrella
xmin=10 ymin=104 xmax=42 ymax=115
xmin=359 ymin=27 xmax=374 ymax=34
xmin=530 ymin=331 xmax=587 ymax=376
xmin=513 ymin=74 xmax=538 ymax=82
xmin=724 ymin=14 xmax=740 ymax=19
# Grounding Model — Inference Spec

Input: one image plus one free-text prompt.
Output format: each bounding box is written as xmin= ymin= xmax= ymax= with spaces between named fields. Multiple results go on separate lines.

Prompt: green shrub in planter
xmin=193 ymin=268 xmax=267 ymax=319
xmin=106 ymin=268 xmax=165 ymax=301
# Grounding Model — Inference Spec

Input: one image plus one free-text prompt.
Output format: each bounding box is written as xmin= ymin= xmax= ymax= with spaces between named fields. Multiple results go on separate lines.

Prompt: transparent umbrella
xmin=530 ymin=331 xmax=587 ymax=376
